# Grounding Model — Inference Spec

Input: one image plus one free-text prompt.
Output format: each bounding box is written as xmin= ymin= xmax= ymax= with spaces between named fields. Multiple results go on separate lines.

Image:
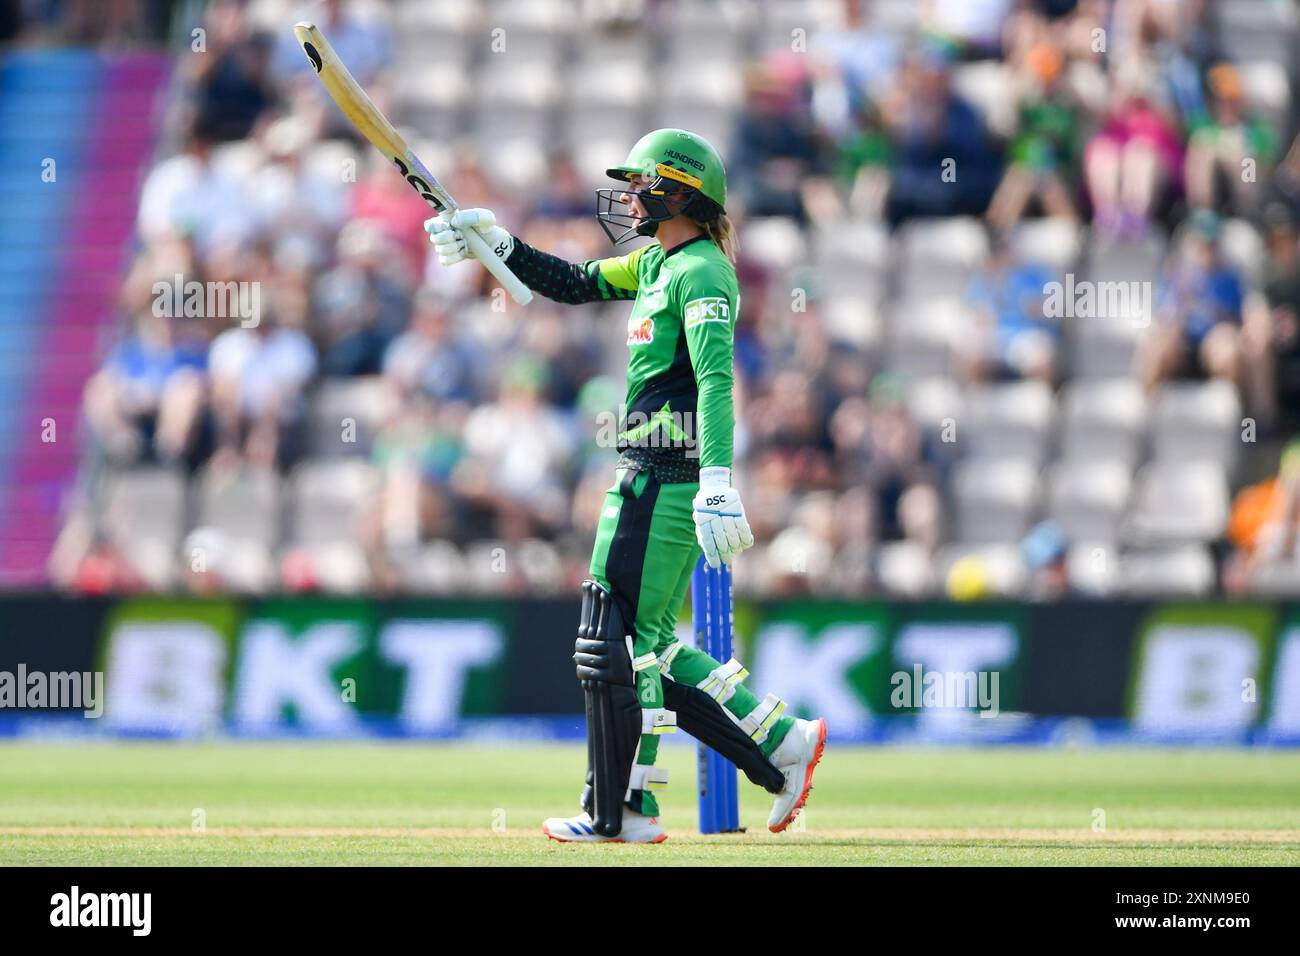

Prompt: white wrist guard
xmin=699 ymin=466 xmax=731 ymax=489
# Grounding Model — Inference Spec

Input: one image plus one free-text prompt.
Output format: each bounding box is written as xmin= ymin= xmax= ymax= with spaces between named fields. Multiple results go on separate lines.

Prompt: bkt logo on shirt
xmin=627 ymin=316 xmax=655 ymax=345
xmin=684 ymin=297 xmax=730 ymax=329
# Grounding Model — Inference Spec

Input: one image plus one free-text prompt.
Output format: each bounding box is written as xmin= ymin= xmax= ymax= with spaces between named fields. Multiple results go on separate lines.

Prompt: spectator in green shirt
xmin=1185 ymin=63 xmax=1278 ymax=217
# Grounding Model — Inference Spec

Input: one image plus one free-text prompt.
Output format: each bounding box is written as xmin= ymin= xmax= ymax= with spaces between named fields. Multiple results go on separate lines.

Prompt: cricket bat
xmin=293 ymin=21 xmax=533 ymax=305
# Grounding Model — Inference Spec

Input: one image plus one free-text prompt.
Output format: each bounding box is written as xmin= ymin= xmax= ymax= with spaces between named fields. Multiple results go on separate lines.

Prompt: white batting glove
xmin=424 ymin=208 xmax=514 ymax=267
xmin=692 ymin=467 xmax=755 ymax=569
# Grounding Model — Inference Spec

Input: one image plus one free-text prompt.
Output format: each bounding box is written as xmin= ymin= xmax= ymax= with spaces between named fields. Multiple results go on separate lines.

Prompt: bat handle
xmin=461 ymin=228 xmax=534 ymax=305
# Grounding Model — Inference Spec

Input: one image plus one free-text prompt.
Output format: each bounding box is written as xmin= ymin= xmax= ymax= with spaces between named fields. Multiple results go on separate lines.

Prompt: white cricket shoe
xmin=542 ymin=809 xmax=667 ymax=844
xmin=767 ymin=717 xmax=827 ymax=832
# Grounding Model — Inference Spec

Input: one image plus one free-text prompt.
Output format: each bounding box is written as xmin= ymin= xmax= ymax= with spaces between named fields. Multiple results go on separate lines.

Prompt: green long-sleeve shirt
xmin=505 ymin=235 xmax=738 ymax=474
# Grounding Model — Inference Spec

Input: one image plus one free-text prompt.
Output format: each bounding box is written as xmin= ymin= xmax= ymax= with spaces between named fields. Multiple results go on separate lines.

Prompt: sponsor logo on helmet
xmin=665 ymin=149 xmax=706 ymax=171
xmin=627 ymin=316 xmax=655 ymax=345
xmin=683 ymin=297 xmax=730 ymax=329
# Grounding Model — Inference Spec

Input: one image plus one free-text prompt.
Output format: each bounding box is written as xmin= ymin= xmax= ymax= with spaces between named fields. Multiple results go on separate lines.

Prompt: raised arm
xmin=506 ymin=241 xmax=642 ymax=305
xmin=426 ymin=208 xmax=642 ymax=305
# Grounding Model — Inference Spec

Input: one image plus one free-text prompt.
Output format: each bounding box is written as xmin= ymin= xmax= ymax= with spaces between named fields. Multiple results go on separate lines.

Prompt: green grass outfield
xmin=1 ymin=742 xmax=1298 ymax=865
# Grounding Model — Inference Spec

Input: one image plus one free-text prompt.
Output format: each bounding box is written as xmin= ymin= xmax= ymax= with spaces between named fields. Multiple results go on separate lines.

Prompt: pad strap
xmin=739 ymin=693 xmax=786 ymax=744
xmin=641 ymin=708 xmax=677 ymax=735
xmin=697 ymin=657 xmax=748 ymax=705
xmin=626 ymin=765 xmax=670 ymax=796
xmin=657 ymin=642 xmax=685 ymax=677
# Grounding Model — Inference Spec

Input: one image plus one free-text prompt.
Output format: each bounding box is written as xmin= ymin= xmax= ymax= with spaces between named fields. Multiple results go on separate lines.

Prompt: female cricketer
xmin=426 ymin=129 xmax=826 ymax=843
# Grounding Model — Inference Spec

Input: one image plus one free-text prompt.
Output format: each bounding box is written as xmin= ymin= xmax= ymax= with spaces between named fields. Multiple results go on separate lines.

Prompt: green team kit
xmin=431 ymin=129 xmax=824 ymax=839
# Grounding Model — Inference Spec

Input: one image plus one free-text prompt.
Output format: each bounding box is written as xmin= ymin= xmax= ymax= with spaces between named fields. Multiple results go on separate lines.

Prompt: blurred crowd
xmin=42 ymin=0 xmax=1300 ymax=599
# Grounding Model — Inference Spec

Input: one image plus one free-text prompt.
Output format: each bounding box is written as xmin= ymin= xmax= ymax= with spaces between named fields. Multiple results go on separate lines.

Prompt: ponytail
xmin=698 ymin=212 xmax=738 ymax=263
xmin=681 ymin=192 xmax=736 ymax=263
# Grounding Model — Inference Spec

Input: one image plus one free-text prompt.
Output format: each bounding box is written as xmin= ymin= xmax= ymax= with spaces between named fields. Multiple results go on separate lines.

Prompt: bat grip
xmin=461 ymin=229 xmax=534 ymax=305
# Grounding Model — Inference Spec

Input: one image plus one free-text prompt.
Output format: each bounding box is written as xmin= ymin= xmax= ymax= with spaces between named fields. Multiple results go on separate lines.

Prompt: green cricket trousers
xmin=586 ymin=463 xmax=793 ymax=817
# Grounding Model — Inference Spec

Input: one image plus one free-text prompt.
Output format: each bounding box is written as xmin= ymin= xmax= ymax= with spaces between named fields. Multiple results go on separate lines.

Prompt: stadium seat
xmin=1149 ymin=380 xmax=1242 ymax=470
xmin=288 ymin=460 xmax=381 ymax=546
xmin=395 ymin=25 xmax=478 ymax=64
xmin=1066 ymin=541 xmax=1120 ymax=595
xmin=1219 ymin=218 xmax=1266 ymax=286
xmin=811 ymin=219 xmax=892 ymax=290
xmin=763 ymin=525 xmax=836 ymax=591
xmin=897 ymin=218 xmax=989 ymax=298
xmin=469 ymin=102 xmax=557 ymax=152
xmin=479 ymin=136 xmax=549 ymax=193
xmin=1070 ymin=321 xmax=1142 ymax=379
xmin=665 ymin=0 xmax=753 ymax=35
xmin=570 ymin=30 xmax=654 ymax=65
xmin=822 ymin=292 xmax=884 ymax=351
xmin=306 ymin=541 xmax=372 ymax=594
xmin=394 ymin=61 xmax=472 ymax=111
xmin=393 ymin=539 xmax=467 ymax=593
xmin=493 ymin=28 xmax=570 ymax=61
xmin=1047 ymin=459 xmax=1132 ymax=542
xmin=739 ymin=217 xmax=808 ymax=271
xmin=567 ymin=60 xmax=651 ymax=109
xmin=871 ymin=0 xmax=922 ymax=28
xmin=563 ymin=111 xmax=643 ymax=147
xmin=517 ymin=538 xmax=568 ymax=592
xmin=906 ymin=375 xmax=963 ymax=434
xmin=571 ymin=136 xmax=646 ymax=188
xmin=1238 ymin=59 xmax=1293 ymax=125
xmin=1084 ymin=230 xmax=1167 ymax=284
xmin=1116 ymin=545 xmax=1217 ymax=596
xmin=831 ymin=541 xmax=874 ymax=596
xmin=662 ymin=29 xmax=745 ymax=65
xmin=751 ymin=0 xmax=832 ymax=54
xmin=463 ymin=540 xmax=518 ymax=593
xmin=476 ymin=57 xmax=562 ymax=110
xmin=963 ymin=380 xmax=1056 ymax=463
xmin=195 ymin=465 xmax=282 ymax=549
xmin=888 ymin=298 xmax=970 ymax=376
xmin=302 ymin=140 xmax=363 ymax=192
xmin=1216 ymin=0 xmax=1298 ymax=68
xmin=876 ymin=540 xmax=937 ymax=596
xmin=951 ymin=457 xmax=1040 ymax=544
xmin=308 ymin=378 xmax=399 ymax=459
xmin=183 ymin=525 xmax=275 ymax=594
xmin=1010 ymin=219 xmax=1083 ymax=272
xmin=1060 ymin=378 xmax=1147 ymax=464
xmin=395 ymin=0 xmax=479 ymax=32
xmin=101 ymin=467 xmax=188 ymax=589
xmin=488 ymin=0 xmax=573 ymax=29
xmin=661 ymin=60 xmax=744 ymax=110
xmin=1124 ymin=461 xmax=1230 ymax=544
xmin=401 ymin=104 xmax=465 ymax=141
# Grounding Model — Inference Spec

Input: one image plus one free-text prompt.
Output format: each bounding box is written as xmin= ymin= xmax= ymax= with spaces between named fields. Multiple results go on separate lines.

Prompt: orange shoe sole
xmin=769 ymin=718 xmax=827 ymax=833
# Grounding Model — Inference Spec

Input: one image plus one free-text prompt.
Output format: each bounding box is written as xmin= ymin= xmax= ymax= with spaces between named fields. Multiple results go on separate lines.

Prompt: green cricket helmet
xmin=596 ymin=128 xmax=727 ymax=245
